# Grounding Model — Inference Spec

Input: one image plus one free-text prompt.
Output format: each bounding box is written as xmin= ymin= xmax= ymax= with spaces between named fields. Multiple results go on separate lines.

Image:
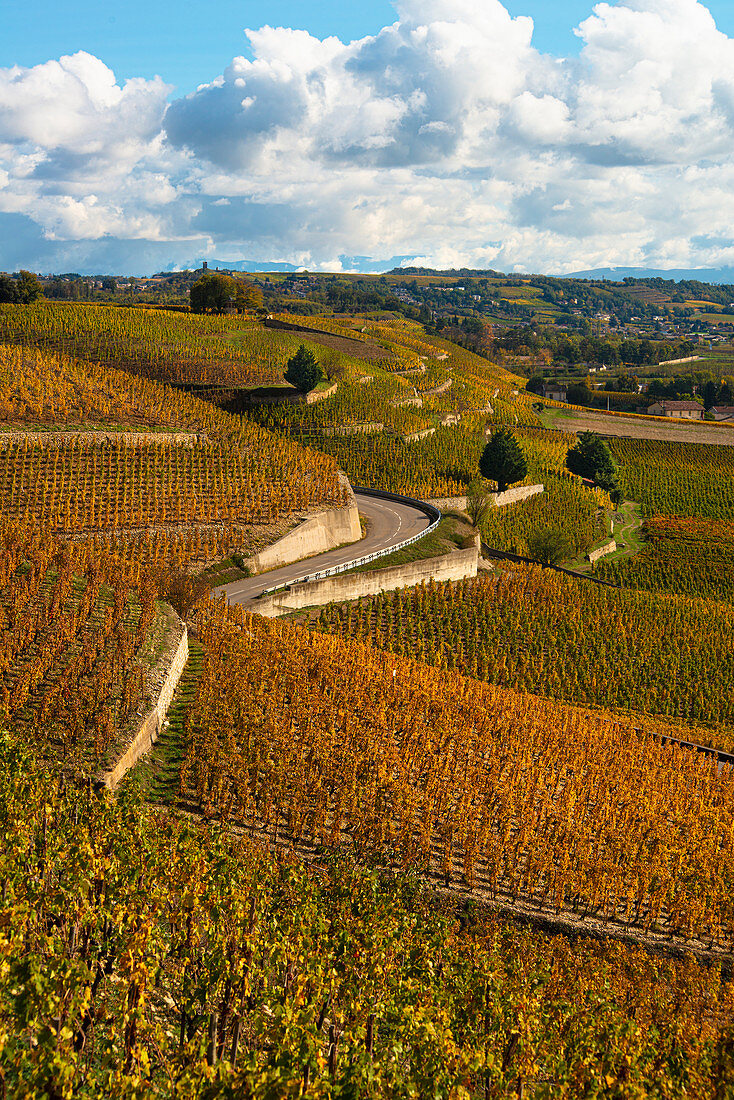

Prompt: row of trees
xmin=189 ymin=272 xmax=264 ymax=314
xmin=0 ymin=270 xmax=44 ymax=304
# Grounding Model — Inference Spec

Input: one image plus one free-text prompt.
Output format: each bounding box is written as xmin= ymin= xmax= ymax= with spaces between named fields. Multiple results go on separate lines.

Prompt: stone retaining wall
xmin=321 ymin=421 xmax=383 ymax=437
xmin=103 ymin=610 xmax=189 ymax=791
xmin=587 ymin=539 xmax=617 ymax=564
xmin=419 ymin=378 xmax=453 ymax=397
xmin=256 ymin=544 xmax=479 ymax=618
xmin=401 ymin=427 xmax=436 ymax=442
xmin=425 ymin=484 xmax=545 ymax=513
xmin=0 ymin=430 xmax=202 ymax=448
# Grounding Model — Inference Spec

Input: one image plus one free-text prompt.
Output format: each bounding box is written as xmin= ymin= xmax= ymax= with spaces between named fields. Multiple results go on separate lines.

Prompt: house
xmin=543 ymin=384 xmax=567 ymax=402
xmin=647 ymin=399 xmax=704 ymax=420
xmin=709 ymin=406 xmax=734 ymax=421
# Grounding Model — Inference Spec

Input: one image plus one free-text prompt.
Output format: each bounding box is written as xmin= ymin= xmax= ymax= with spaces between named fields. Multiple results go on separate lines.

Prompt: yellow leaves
xmin=186 ymin=601 xmax=734 ymax=952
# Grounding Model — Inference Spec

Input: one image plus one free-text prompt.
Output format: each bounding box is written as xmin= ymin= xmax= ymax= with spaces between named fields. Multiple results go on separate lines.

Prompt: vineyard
xmin=182 ymin=602 xmax=734 ymax=952
xmin=610 ymin=436 xmax=734 ymax=519
xmin=0 ymin=302 xmax=339 ymax=388
xmin=0 ymin=342 xmax=268 ymax=436
xmin=0 ymin=432 xmax=347 ymax=534
xmin=2 ymin=736 xmax=734 ymax=1096
xmin=7 ymin=299 xmax=734 ymax=1095
xmin=0 ymin=517 xmax=155 ymax=770
xmin=597 ymin=515 xmax=734 ymax=601
xmin=315 ymin=565 xmax=734 ymax=742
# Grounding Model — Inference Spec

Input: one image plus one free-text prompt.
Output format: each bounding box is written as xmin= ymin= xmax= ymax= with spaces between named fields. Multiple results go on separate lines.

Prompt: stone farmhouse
xmin=647 ymin=399 xmax=704 ymax=420
xmin=709 ymin=406 xmax=734 ymax=421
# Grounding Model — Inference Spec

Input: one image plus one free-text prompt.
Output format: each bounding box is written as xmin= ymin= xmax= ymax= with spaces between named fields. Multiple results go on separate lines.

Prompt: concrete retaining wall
xmin=588 ymin=539 xmax=617 ymax=564
xmin=248 ymin=474 xmax=362 ymax=574
xmin=103 ymin=616 xmax=189 ymax=791
xmin=256 ymin=544 xmax=479 ymax=617
xmin=425 ymin=484 xmax=545 ymax=513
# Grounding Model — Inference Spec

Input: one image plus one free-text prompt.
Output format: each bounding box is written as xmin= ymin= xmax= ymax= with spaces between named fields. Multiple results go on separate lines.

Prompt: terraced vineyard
xmin=6 ymin=302 xmax=734 ymax=1096
xmin=0 ymin=517 xmax=155 ymax=770
xmin=610 ymin=436 xmax=734 ymax=519
xmin=0 ymin=431 xmax=347 ymax=533
xmin=4 ymin=734 xmax=734 ymax=1096
xmin=315 ymin=565 xmax=734 ymax=743
xmin=0 ymin=301 xmax=331 ymax=388
xmin=184 ymin=601 xmax=734 ymax=951
xmin=597 ymin=515 xmax=734 ymax=601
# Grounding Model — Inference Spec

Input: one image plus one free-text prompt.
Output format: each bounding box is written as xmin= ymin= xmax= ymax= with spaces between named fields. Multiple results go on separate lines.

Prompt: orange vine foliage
xmin=183 ymin=601 xmax=734 ymax=951
xmin=0 ymin=433 xmax=348 ymax=533
xmin=316 ymin=566 xmax=734 ymax=740
xmin=0 ymin=518 xmax=154 ymax=766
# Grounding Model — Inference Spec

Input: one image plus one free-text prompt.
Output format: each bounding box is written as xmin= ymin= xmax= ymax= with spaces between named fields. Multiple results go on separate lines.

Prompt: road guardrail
xmin=258 ymin=488 xmax=441 ymax=599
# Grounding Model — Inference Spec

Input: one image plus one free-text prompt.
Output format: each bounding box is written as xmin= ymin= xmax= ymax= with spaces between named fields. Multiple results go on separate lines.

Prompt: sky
xmin=2 ymin=0 xmax=734 ymax=275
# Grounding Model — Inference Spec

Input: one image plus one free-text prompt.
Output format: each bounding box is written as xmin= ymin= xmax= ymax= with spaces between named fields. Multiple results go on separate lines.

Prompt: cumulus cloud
xmin=2 ymin=1 xmax=734 ymax=273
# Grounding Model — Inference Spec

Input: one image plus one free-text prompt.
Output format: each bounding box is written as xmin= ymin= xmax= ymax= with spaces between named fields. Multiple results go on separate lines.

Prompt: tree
xmin=615 ymin=370 xmax=637 ymax=392
xmin=0 ymin=275 xmax=18 ymax=304
xmin=284 ymin=345 xmax=323 ymax=393
xmin=479 ymin=429 xmax=528 ymax=494
xmin=465 ymin=478 xmax=491 ymax=527
xmin=566 ymin=431 xmax=619 ymax=494
xmin=234 ymin=280 xmax=264 ymax=313
xmin=0 ymin=270 xmax=44 ymax=304
xmin=320 ymin=350 xmax=345 ymax=382
xmin=526 ymin=374 xmax=545 ymax=396
xmin=190 ymin=273 xmax=236 ymax=314
xmin=567 ymin=382 xmax=592 ymax=407
xmin=527 ymin=527 xmax=573 ymax=566
xmin=16 ymin=270 xmax=44 ymax=303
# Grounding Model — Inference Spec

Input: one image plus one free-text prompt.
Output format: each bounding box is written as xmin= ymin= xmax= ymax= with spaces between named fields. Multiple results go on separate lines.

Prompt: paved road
xmin=218 ymin=491 xmax=433 ymax=606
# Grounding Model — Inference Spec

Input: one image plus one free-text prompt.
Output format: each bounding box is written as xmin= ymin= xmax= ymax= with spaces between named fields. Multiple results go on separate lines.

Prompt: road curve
xmin=217 ymin=491 xmax=434 ymax=607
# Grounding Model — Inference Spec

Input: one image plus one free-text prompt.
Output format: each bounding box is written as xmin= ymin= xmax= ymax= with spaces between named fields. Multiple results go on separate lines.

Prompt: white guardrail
xmin=258 ymin=488 xmax=442 ymax=599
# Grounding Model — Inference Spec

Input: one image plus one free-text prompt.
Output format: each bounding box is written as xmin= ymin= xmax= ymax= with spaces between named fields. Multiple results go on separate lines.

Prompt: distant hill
xmin=188 ymin=259 xmax=300 ymax=273
xmin=566 ymin=266 xmax=734 ymax=286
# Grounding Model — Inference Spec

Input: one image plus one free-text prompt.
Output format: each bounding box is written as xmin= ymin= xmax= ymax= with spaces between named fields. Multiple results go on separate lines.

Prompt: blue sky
xmin=4 ymin=0 xmax=733 ymax=94
xmin=2 ymin=0 xmax=734 ymax=275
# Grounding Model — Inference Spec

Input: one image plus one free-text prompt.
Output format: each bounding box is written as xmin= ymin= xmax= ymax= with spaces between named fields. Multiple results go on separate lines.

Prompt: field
xmin=609 ymin=437 xmax=734 ymax=519
xmin=540 ymin=405 xmax=734 ymax=446
xmin=0 ymin=517 xmax=154 ymax=771
xmin=0 ymin=432 xmax=347 ymax=534
xmin=597 ymin=515 xmax=734 ymax=601
xmin=0 ymin=301 xmax=316 ymax=387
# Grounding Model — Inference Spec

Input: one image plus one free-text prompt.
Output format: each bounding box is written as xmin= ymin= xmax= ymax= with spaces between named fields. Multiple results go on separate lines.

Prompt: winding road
xmin=218 ymin=490 xmax=434 ymax=607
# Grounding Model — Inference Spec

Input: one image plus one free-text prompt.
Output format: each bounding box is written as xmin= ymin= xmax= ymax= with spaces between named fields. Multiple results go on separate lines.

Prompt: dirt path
xmin=561 ymin=501 xmax=644 ymax=575
xmin=540 ymin=406 xmax=734 ymax=446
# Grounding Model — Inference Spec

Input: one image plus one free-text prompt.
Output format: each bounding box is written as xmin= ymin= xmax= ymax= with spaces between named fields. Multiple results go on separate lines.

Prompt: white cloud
xmin=2 ymin=2 xmax=734 ymax=274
